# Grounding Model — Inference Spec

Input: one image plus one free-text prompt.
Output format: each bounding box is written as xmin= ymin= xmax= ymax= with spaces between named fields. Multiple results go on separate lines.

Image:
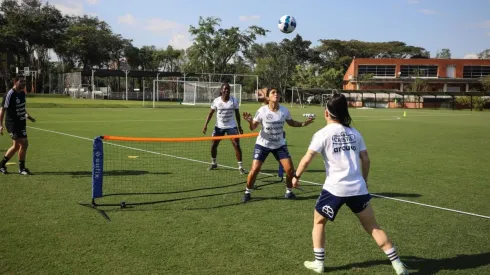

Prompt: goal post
xmin=152 ymin=79 xmax=242 ymax=108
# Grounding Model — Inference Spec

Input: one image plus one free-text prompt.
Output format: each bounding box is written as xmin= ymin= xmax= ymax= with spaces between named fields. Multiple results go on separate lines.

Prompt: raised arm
xmin=242 ymin=112 xmax=260 ymax=131
xmin=286 ymin=116 xmax=315 ymax=128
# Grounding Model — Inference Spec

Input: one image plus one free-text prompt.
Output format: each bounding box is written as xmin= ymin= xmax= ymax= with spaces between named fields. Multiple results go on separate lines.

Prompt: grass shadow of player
xmin=372 ymin=192 xmax=422 ymax=198
xmin=324 ymin=252 xmax=490 ymax=274
xmin=102 ymin=188 xmax=250 ymax=212
xmin=35 ymin=170 xmax=171 ymax=177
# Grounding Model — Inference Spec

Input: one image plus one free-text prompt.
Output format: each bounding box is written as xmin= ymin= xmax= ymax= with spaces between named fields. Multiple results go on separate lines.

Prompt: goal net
xmin=182 ymin=81 xmax=242 ymax=106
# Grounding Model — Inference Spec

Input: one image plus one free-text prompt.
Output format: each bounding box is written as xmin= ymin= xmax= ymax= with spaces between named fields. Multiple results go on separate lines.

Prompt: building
xmin=343 ymin=58 xmax=490 ymax=92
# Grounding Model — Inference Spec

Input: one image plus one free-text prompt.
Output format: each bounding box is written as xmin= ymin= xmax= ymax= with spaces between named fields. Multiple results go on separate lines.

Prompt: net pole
xmin=152 ymin=80 xmax=155 ymax=109
xmin=125 ymin=70 xmax=129 ymax=101
xmin=194 ymin=84 xmax=197 ymax=105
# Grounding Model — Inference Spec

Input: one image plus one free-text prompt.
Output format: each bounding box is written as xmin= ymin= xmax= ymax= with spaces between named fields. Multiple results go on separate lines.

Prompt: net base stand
xmin=78 ymin=199 xmax=111 ymax=222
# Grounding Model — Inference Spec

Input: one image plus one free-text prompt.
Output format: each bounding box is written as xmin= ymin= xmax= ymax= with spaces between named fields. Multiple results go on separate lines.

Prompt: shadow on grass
xmin=372 ymin=192 xmax=422 ymax=198
xmin=35 ymin=170 xmax=171 ymax=177
xmin=325 ymin=252 xmax=490 ymax=274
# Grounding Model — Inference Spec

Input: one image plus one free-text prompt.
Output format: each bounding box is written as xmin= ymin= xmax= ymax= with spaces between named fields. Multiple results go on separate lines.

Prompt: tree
xmin=186 ymin=16 xmax=268 ymax=76
xmin=436 ymin=48 xmax=451 ymax=59
xmin=408 ymin=69 xmax=429 ymax=92
xmin=480 ymin=75 xmax=490 ymax=91
xmin=316 ymin=40 xmax=430 ymax=71
xmin=478 ymin=49 xmax=490 ymax=59
xmin=1 ymin=0 xmax=67 ymax=92
xmin=55 ymin=15 xmax=126 ymax=70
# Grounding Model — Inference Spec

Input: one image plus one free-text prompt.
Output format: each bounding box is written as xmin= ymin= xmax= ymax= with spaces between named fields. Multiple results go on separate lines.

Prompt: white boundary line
xmin=28 ymin=126 xmax=490 ymax=220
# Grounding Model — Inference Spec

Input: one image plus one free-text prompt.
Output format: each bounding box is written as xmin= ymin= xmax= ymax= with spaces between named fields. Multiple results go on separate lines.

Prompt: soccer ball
xmin=278 ymin=15 xmax=296 ymax=34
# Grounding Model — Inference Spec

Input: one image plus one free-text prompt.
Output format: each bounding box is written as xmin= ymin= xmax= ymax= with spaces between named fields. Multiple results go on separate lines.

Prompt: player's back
xmin=314 ymin=123 xmax=367 ymax=197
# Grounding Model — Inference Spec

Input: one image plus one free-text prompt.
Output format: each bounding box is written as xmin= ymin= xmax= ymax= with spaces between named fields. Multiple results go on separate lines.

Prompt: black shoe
xmin=242 ymin=193 xmax=251 ymax=203
xmin=285 ymin=192 xmax=297 ymax=200
xmin=0 ymin=167 xmax=7 ymax=174
xmin=207 ymin=164 xmax=218 ymax=170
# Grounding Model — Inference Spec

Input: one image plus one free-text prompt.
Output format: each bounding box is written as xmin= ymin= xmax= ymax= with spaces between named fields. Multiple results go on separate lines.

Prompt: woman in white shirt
xmin=292 ymin=93 xmax=409 ymax=275
xmin=242 ymin=88 xmax=314 ymax=202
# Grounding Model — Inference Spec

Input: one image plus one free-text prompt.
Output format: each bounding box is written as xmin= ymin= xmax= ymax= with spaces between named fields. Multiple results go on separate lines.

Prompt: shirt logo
xmin=16 ymin=98 xmax=20 ymax=104
xmin=266 ymin=114 xmax=273 ymax=120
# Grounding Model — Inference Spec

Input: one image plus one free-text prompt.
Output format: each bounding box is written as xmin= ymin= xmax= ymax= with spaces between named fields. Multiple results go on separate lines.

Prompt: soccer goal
xmin=152 ymin=79 xmax=242 ymax=108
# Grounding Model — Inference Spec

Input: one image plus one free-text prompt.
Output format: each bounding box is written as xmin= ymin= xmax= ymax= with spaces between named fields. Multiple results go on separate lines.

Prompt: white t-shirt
xmin=253 ymin=105 xmax=291 ymax=149
xmin=211 ymin=96 xmax=239 ymax=129
xmin=308 ymin=123 xmax=368 ymax=197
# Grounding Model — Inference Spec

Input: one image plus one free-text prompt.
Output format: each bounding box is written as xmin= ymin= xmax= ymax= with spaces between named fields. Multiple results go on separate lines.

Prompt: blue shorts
xmin=212 ymin=126 xmax=239 ymax=137
xmin=315 ymin=189 xmax=372 ymax=221
xmin=253 ymin=144 xmax=291 ymax=162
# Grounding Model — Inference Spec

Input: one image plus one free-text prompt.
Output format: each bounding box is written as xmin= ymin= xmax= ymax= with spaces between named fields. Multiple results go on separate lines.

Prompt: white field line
xmin=28 ymin=126 xmax=490 ymax=220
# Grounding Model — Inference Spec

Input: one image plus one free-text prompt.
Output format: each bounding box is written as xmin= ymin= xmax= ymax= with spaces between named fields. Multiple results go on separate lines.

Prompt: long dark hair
xmin=326 ymin=93 xmax=352 ymax=127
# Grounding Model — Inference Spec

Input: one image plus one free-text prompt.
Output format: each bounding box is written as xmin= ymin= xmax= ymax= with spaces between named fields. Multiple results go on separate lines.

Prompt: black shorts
xmin=315 ymin=189 xmax=372 ymax=221
xmin=6 ymin=124 xmax=27 ymax=140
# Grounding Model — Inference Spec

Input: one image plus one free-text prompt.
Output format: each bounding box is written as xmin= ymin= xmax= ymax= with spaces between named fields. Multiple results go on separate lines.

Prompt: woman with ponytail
xmin=292 ymin=93 xmax=409 ymax=275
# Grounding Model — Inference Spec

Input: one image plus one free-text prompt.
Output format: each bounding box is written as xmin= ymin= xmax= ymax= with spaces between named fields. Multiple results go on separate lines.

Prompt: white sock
xmin=384 ymin=247 xmax=401 ymax=264
xmin=314 ymin=248 xmax=325 ymax=264
xmin=238 ymin=161 xmax=243 ymax=169
xmin=286 ymin=188 xmax=292 ymax=194
xmin=212 ymin=158 xmax=217 ymax=165
xmin=245 ymin=187 xmax=252 ymax=194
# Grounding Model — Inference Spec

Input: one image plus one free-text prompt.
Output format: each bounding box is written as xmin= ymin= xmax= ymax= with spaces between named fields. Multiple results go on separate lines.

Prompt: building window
xmin=358 ymin=65 xmax=396 ymax=77
xmin=463 ymin=66 xmax=490 ymax=78
xmin=400 ymin=65 xmax=438 ymax=77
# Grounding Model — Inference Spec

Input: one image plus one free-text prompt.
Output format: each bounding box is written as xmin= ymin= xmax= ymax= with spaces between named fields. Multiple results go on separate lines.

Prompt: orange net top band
xmin=101 ymin=132 xmax=259 ymax=142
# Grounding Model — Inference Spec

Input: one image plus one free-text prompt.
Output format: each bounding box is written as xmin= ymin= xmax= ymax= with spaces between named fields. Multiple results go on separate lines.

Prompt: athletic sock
xmin=384 ymin=247 xmax=401 ymax=263
xmin=238 ymin=161 xmax=243 ymax=169
xmin=314 ymin=248 xmax=325 ymax=264
xmin=286 ymin=188 xmax=292 ymax=194
xmin=212 ymin=158 xmax=217 ymax=165
xmin=19 ymin=161 xmax=25 ymax=170
xmin=0 ymin=156 xmax=10 ymax=167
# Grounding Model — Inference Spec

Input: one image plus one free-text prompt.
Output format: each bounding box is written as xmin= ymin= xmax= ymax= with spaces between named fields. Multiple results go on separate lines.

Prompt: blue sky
xmin=49 ymin=0 xmax=490 ymax=58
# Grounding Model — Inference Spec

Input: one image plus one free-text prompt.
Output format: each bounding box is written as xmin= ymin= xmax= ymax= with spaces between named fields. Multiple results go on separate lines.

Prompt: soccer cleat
xmin=285 ymin=192 xmax=297 ymax=200
xmin=392 ymin=261 xmax=409 ymax=275
xmin=19 ymin=168 xmax=31 ymax=175
xmin=239 ymin=168 xmax=247 ymax=174
xmin=242 ymin=193 xmax=251 ymax=202
xmin=304 ymin=260 xmax=325 ymax=273
xmin=207 ymin=164 xmax=218 ymax=170
xmin=0 ymin=167 xmax=7 ymax=174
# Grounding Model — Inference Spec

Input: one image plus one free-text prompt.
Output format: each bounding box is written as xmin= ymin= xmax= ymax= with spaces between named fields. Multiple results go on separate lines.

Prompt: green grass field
xmin=1 ymin=97 xmax=489 ymax=274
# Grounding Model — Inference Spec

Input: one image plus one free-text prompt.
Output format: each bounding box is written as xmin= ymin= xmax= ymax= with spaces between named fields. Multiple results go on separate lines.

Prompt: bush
xmin=455 ymin=96 xmax=488 ymax=111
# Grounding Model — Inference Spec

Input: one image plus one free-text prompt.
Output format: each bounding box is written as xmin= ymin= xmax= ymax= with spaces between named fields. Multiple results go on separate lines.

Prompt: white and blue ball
xmin=278 ymin=15 xmax=296 ymax=34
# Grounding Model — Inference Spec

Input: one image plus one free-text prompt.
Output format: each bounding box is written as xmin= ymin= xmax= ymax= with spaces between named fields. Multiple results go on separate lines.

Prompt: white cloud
xmin=464 ymin=53 xmax=479 ymax=59
xmin=54 ymin=2 xmax=84 ymax=16
xmin=141 ymin=18 xmax=192 ymax=49
xmin=239 ymin=15 xmax=260 ymax=21
xmin=407 ymin=0 xmax=420 ymax=4
xmin=144 ymin=18 xmax=182 ymax=33
xmin=86 ymin=0 xmax=99 ymax=4
xmin=118 ymin=13 xmax=137 ymax=27
xmin=418 ymin=9 xmax=439 ymax=15
xmin=169 ymin=33 xmax=193 ymax=49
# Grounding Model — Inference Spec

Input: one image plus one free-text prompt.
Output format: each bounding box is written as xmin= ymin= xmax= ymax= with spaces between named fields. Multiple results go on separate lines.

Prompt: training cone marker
xmin=403 ymin=111 xmax=407 ymax=117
